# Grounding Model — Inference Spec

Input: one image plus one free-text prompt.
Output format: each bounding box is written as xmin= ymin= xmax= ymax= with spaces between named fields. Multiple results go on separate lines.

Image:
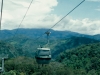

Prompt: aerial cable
xmin=0 ymin=0 xmax=3 ymax=30
xmin=47 ymin=0 xmax=85 ymax=32
xmin=7 ymin=0 xmax=33 ymax=57
xmin=37 ymin=0 xmax=85 ymax=40
xmin=13 ymin=0 xmax=34 ymax=36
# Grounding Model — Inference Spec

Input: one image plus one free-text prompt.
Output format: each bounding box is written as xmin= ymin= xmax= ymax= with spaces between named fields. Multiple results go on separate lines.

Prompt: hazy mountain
xmin=93 ymin=34 xmax=100 ymax=40
xmin=0 ymin=28 xmax=94 ymax=39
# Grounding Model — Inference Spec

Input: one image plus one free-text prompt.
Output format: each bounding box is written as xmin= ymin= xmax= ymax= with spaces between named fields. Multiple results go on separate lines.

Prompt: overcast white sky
xmin=0 ymin=0 xmax=100 ymax=35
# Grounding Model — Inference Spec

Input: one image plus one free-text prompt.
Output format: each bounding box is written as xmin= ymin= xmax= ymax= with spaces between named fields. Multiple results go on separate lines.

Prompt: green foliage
xmin=0 ymin=41 xmax=24 ymax=58
xmin=0 ymin=42 xmax=100 ymax=75
xmin=4 ymin=70 xmax=16 ymax=75
xmin=5 ymin=57 xmax=35 ymax=75
xmin=2 ymin=57 xmax=75 ymax=75
xmin=57 ymin=42 xmax=100 ymax=75
xmin=51 ymin=37 xmax=99 ymax=58
xmin=2 ymin=55 xmax=99 ymax=75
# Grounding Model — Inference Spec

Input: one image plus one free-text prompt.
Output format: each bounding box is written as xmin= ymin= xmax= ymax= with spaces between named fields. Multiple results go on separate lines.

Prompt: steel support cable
xmin=1 ymin=0 xmax=34 ymax=39
xmin=36 ymin=0 xmax=85 ymax=40
xmin=13 ymin=0 xmax=34 ymax=37
xmin=47 ymin=0 xmax=85 ymax=31
xmin=0 ymin=0 xmax=33 ymax=57
xmin=0 ymin=0 xmax=3 ymax=30
xmin=10 ymin=0 xmax=34 ymax=57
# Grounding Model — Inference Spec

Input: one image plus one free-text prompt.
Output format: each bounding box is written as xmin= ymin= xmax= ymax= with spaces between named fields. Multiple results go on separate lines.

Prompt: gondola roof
xmin=37 ymin=48 xmax=50 ymax=50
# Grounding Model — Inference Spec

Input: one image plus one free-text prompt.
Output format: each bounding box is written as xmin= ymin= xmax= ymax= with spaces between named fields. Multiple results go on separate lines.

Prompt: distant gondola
xmin=35 ymin=47 xmax=51 ymax=64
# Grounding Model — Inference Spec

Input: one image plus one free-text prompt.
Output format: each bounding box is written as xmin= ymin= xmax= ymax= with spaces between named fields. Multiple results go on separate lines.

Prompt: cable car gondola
xmin=35 ymin=47 xmax=51 ymax=64
xmin=35 ymin=31 xmax=51 ymax=64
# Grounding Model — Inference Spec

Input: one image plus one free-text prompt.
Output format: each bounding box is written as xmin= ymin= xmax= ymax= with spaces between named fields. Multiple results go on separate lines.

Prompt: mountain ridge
xmin=0 ymin=28 xmax=98 ymax=40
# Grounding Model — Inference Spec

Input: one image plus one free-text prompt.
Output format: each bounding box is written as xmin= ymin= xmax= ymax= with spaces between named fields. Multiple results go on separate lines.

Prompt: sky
xmin=0 ymin=0 xmax=100 ymax=35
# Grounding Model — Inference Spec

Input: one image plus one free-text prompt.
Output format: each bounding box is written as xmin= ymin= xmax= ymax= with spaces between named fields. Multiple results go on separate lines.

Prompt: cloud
xmin=96 ymin=9 xmax=100 ymax=11
xmin=1 ymin=0 xmax=100 ymax=35
xmin=87 ymin=0 xmax=100 ymax=2
xmin=2 ymin=0 xmax=58 ymax=29
xmin=53 ymin=18 xmax=100 ymax=35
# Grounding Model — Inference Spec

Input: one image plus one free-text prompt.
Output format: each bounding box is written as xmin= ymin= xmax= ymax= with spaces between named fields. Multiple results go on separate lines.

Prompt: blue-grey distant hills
xmin=0 ymin=28 xmax=100 ymax=40
xmin=0 ymin=28 xmax=100 ymax=58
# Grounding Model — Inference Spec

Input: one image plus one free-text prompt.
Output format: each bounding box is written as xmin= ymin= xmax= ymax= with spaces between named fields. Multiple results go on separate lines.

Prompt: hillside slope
xmin=0 ymin=28 xmax=92 ymax=39
xmin=0 ymin=41 xmax=24 ymax=58
xmin=57 ymin=42 xmax=100 ymax=74
xmin=52 ymin=37 xmax=99 ymax=58
xmin=5 ymin=36 xmax=100 ymax=58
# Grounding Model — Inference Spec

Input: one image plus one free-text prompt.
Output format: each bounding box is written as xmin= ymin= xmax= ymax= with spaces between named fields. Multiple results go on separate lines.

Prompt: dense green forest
xmin=57 ymin=42 xmax=100 ymax=75
xmin=0 ymin=42 xmax=100 ymax=75
xmin=0 ymin=39 xmax=99 ymax=74
xmin=0 ymin=57 xmax=74 ymax=75
xmin=52 ymin=37 xmax=99 ymax=58
xmin=0 ymin=41 xmax=24 ymax=58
